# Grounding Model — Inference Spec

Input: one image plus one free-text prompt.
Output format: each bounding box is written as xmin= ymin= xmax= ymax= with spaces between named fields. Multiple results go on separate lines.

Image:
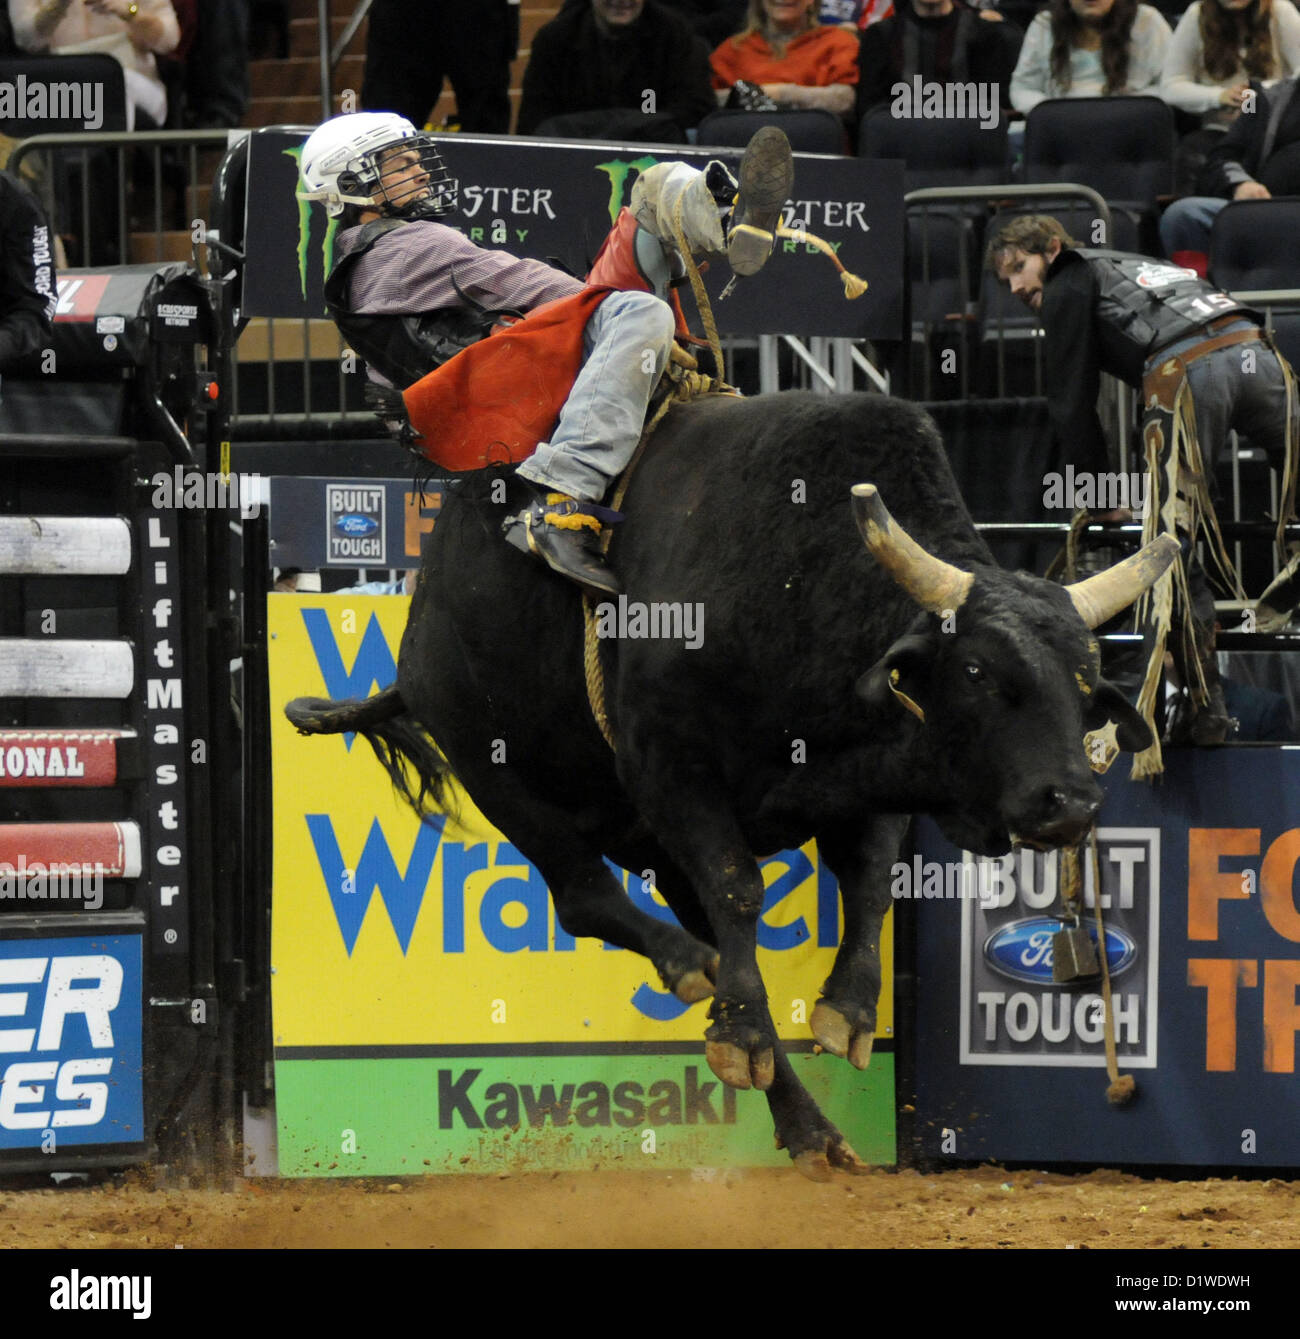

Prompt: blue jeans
xmin=517 ymin=289 xmax=675 ymax=502
xmin=1152 ymin=321 xmax=1295 ymax=472
xmin=1159 ymin=197 xmax=1227 ymax=256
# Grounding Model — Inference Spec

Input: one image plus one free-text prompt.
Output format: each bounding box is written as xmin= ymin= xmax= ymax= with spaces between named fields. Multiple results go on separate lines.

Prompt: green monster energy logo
xmin=285 ymin=143 xmax=340 ymax=308
xmin=595 ymin=154 xmax=659 ymax=225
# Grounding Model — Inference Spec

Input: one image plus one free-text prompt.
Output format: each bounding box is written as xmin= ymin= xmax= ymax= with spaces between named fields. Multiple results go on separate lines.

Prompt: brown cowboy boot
xmin=726 ymin=126 xmax=795 ymax=278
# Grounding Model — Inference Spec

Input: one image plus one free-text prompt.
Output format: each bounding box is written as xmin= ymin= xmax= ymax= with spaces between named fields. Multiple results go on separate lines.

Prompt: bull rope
xmin=581 ymin=193 xmax=739 ymax=751
xmin=1090 ymin=827 xmax=1136 ymax=1105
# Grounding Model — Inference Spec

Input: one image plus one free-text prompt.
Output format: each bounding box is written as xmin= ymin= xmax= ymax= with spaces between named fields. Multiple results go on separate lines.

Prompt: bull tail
xmin=284 ymin=686 xmax=457 ymax=821
xmin=285 ymin=685 xmax=406 ymax=735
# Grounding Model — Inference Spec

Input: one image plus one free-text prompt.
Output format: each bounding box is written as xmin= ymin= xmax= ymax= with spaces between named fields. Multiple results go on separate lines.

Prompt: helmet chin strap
xmin=386 ymin=195 xmax=447 ymax=222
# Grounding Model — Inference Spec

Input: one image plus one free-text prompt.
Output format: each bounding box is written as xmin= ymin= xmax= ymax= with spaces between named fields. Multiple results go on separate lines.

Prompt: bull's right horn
xmin=852 ymin=484 xmax=974 ymax=614
xmin=1064 ymin=534 xmax=1181 ymax=629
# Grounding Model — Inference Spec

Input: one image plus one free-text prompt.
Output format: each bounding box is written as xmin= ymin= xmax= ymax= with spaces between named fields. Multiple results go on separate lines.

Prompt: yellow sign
xmin=269 ymin=595 xmax=893 ymax=1049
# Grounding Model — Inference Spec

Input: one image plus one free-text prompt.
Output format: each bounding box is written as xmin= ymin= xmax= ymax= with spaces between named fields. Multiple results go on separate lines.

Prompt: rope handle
xmin=1090 ymin=827 xmax=1136 ymax=1106
xmin=727 ymin=222 xmax=870 ymax=299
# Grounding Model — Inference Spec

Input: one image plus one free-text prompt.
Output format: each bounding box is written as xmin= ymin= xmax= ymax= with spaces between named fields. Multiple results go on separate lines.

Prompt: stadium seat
xmin=908 ymin=207 xmax=976 ymax=398
xmin=0 ymin=53 xmax=127 ymax=134
xmin=1207 ymin=198 xmax=1300 ymax=293
xmin=1023 ymin=96 xmax=1176 ymax=239
xmin=859 ymin=104 xmax=1011 ymax=192
xmin=695 ymin=109 xmax=849 ymax=155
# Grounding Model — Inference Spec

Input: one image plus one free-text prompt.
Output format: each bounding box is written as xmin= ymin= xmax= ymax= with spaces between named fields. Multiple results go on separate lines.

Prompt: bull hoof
xmin=674 ymin=970 xmax=715 ymax=1004
xmin=793 ymin=1135 xmax=870 ymax=1182
xmin=811 ymin=1000 xmax=875 ymax=1070
xmin=665 ymin=952 xmax=719 ymax=1004
xmin=705 ymin=1040 xmax=774 ymax=1091
xmin=793 ymin=1150 xmax=834 ymax=1183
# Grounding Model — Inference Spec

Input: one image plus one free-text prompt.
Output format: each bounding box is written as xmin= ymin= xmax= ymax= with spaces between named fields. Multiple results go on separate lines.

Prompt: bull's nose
xmin=1012 ymin=784 xmax=1102 ymax=847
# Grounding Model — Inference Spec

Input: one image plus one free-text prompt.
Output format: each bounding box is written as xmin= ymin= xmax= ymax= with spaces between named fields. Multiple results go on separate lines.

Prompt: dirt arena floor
xmin=3 ymin=1164 xmax=1299 ymax=1249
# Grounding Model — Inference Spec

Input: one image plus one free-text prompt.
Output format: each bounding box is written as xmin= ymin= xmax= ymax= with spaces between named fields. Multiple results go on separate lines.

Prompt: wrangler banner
xmin=913 ymin=748 xmax=1300 ymax=1167
xmin=268 ymin=595 xmax=895 ymax=1175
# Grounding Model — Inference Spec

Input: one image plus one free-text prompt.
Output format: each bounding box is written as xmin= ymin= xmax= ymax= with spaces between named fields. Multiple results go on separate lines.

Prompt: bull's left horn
xmin=1064 ymin=533 xmax=1181 ymax=629
xmin=852 ymin=484 xmax=974 ymax=614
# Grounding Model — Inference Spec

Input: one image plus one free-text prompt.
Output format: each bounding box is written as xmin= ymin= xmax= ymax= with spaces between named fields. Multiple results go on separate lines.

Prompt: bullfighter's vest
xmin=1065 ymin=247 xmax=1258 ymax=361
xmin=323 ymin=218 xmax=503 ymax=388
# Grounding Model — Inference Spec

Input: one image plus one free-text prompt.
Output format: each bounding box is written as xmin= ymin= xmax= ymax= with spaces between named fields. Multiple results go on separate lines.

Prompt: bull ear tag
xmin=888 ymin=667 xmax=926 ymax=722
xmin=1083 ymin=719 xmax=1120 ymax=774
xmin=1053 ymin=845 xmax=1100 ymax=983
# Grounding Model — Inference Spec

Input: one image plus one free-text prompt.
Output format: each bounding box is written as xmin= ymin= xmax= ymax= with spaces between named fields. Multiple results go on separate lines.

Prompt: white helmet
xmin=299 ymin=111 xmax=456 ymax=220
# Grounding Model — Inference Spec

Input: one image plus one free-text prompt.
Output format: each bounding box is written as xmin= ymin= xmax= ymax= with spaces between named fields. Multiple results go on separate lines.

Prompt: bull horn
xmin=1065 ymin=533 xmax=1181 ymax=628
xmin=852 ymin=484 xmax=974 ymax=614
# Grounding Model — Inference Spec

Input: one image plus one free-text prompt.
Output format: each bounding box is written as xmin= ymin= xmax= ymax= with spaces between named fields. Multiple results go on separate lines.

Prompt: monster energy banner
xmin=242 ymin=127 xmax=904 ymax=339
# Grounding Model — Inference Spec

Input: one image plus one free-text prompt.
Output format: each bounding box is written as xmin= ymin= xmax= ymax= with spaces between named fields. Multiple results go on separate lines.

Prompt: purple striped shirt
xmin=336 ymin=219 xmax=584 ymax=317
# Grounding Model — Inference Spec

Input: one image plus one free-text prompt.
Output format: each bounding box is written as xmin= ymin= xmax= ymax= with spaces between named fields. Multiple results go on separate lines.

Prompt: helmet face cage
xmin=349 ymin=134 xmax=457 ymax=220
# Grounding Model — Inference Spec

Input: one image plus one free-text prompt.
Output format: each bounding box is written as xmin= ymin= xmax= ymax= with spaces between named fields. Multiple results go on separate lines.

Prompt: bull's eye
xmin=964 ymin=662 xmax=984 ymax=683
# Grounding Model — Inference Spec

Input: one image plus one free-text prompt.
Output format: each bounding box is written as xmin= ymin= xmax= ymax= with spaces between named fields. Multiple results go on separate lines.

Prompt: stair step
xmin=249 ymin=54 xmax=365 ymax=99
xmin=289 ymin=14 xmax=366 ymax=58
xmin=128 ymin=230 xmax=205 ymax=267
xmin=236 ymin=317 xmax=343 ymax=363
xmin=244 ymin=5 xmax=564 ymax=130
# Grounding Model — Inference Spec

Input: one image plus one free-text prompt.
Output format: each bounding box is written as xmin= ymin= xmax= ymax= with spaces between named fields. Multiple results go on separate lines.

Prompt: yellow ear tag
xmin=1083 ymin=719 xmax=1120 ymax=774
xmin=889 ymin=667 xmax=926 ymax=723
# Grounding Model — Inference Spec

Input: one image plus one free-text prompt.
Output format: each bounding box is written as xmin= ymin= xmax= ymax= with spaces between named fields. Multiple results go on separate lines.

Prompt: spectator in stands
xmin=9 ymin=0 xmax=181 ymax=130
xmin=1162 ymin=0 xmax=1300 ymax=123
xmin=660 ymin=0 xmax=749 ymax=45
xmin=519 ymin=0 xmax=714 ymax=141
xmin=855 ymin=0 xmax=1021 ymax=120
xmin=1160 ymin=0 xmax=1300 ymax=190
xmin=348 ymin=571 xmax=419 ymax=595
xmin=249 ymin=0 xmax=286 ymax=60
xmin=988 ymin=213 xmax=1300 ymax=738
xmin=1160 ymin=70 xmax=1300 ymax=255
xmin=0 ymin=169 xmax=55 ymax=366
xmin=710 ymin=0 xmax=861 ymax=114
xmin=362 ymin=0 xmax=516 ymax=134
xmin=1009 ymin=0 xmax=1171 ymax=114
xmin=181 ymin=0 xmax=248 ymax=129
xmin=819 ymin=0 xmax=895 ymax=25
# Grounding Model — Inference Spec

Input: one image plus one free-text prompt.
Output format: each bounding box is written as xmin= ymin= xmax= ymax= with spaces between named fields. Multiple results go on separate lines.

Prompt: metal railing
xmin=904 ymin=182 xmax=1113 ymax=405
xmin=320 ymin=1 xmax=374 ymax=118
xmin=10 ymin=128 xmax=233 ymax=267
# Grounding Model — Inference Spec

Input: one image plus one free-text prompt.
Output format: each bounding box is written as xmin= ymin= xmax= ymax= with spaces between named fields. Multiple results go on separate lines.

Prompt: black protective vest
xmin=1068 ymin=248 xmax=1257 ymax=359
xmin=323 ymin=218 xmax=499 ymax=388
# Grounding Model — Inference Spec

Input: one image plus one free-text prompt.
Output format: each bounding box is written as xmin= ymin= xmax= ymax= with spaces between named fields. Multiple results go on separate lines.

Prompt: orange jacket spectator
xmin=711 ymin=0 xmax=859 ymax=114
xmin=711 ymin=24 xmax=861 ymax=83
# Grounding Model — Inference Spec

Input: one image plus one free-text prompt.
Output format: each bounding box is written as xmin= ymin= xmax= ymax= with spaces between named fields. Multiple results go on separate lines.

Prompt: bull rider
xmin=299 ymin=111 xmax=795 ymax=597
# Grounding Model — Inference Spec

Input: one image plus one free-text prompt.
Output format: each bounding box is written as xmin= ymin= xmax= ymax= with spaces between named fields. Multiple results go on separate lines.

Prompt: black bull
xmin=287 ymin=392 xmax=1176 ymax=1177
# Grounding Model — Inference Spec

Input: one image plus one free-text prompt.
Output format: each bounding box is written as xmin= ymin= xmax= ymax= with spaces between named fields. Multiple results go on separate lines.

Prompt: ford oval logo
xmin=983 ymin=916 xmax=1138 ymax=984
xmin=335 ymin=513 xmax=378 ymax=537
